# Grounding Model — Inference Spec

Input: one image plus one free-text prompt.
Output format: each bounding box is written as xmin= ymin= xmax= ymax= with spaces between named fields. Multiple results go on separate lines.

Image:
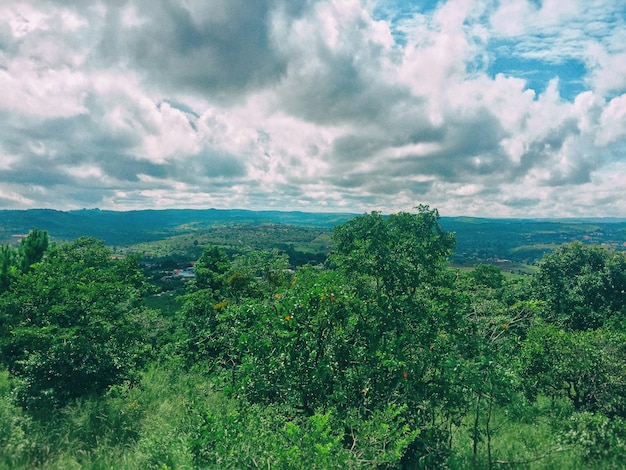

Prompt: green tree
xmin=227 ymin=249 xmax=291 ymax=300
xmin=327 ymin=209 xmax=463 ymax=411
xmin=463 ymin=299 xmax=531 ymax=466
xmin=193 ymin=246 xmax=230 ymax=293
xmin=0 ymin=245 xmax=16 ymax=292
xmin=177 ymin=248 xmax=291 ymax=367
xmin=175 ymin=287 xmax=223 ymax=367
xmin=0 ymin=237 xmax=154 ymax=410
xmin=178 ymin=209 xmax=463 ymax=465
xmin=327 ymin=208 xmax=464 ymax=463
xmin=520 ymin=321 xmax=626 ymax=417
xmin=0 ymin=229 xmax=49 ymax=293
xmin=18 ymin=228 xmax=49 ymax=273
xmin=470 ymin=264 xmax=506 ymax=290
xmin=329 ymin=206 xmax=455 ymax=296
xmin=228 ymin=267 xmax=361 ymax=413
xmin=535 ymin=242 xmax=626 ymax=330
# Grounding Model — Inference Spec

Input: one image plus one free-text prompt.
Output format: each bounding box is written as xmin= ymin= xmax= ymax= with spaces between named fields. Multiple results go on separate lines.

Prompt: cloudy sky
xmin=1 ymin=0 xmax=626 ymax=217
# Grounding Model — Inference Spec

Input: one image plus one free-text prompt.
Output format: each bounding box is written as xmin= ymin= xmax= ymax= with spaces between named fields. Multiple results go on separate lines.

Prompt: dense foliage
xmin=0 ymin=237 xmax=154 ymax=410
xmin=1 ymin=208 xmax=626 ymax=468
xmin=0 ymin=229 xmax=48 ymax=291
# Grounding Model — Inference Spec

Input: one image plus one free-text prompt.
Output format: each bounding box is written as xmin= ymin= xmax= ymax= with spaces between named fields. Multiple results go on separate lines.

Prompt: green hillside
xmin=2 ymin=209 xmax=626 ymax=266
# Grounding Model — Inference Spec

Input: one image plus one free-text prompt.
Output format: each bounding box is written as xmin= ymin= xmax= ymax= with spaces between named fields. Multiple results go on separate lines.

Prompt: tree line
xmin=1 ymin=207 xmax=625 ymax=468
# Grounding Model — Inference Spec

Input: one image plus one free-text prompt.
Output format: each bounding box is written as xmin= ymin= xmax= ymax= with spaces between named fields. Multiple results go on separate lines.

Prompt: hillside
xmin=2 ymin=208 xmax=626 ymax=265
xmin=0 ymin=208 xmax=354 ymax=246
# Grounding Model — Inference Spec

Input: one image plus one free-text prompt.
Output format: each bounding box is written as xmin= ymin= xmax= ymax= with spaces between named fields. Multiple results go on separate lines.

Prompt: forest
xmin=1 ymin=206 xmax=626 ymax=469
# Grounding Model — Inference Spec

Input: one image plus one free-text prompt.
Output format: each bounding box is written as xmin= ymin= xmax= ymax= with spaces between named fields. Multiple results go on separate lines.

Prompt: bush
xmin=188 ymin=398 xmax=356 ymax=469
xmin=0 ymin=238 xmax=154 ymax=410
xmin=561 ymin=412 xmax=626 ymax=467
xmin=0 ymin=393 xmax=32 ymax=468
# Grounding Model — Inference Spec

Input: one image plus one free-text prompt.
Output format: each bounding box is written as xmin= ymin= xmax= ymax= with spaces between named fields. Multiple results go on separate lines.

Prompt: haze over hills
xmin=2 ymin=208 xmax=626 ymax=266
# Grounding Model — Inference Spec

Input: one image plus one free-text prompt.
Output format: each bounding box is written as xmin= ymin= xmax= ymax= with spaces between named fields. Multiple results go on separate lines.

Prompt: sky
xmin=1 ymin=0 xmax=626 ymax=217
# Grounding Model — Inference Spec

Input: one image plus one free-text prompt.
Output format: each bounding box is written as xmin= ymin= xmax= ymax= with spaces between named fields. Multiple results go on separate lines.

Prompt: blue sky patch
xmin=488 ymin=55 xmax=588 ymax=101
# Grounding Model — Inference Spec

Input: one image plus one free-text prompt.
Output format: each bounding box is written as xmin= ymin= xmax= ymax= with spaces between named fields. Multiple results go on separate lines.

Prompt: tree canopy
xmin=535 ymin=241 xmax=626 ymax=330
xmin=0 ymin=237 xmax=153 ymax=409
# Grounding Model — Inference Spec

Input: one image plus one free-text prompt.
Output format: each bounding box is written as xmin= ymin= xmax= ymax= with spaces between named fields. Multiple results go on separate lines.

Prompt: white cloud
xmin=0 ymin=0 xmax=625 ymax=216
xmin=141 ymin=103 xmax=201 ymax=163
xmin=584 ymin=43 xmax=626 ymax=97
xmin=598 ymin=94 xmax=626 ymax=145
xmin=0 ymin=2 xmax=91 ymax=118
xmin=0 ymin=58 xmax=89 ymax=118
xmin=489 ymin=0 xmax=622 ymax=72
xmin=490 ymin=0 xmax=536 ymax=36
xmin=0 ymin=187 xmax=35 ymax=207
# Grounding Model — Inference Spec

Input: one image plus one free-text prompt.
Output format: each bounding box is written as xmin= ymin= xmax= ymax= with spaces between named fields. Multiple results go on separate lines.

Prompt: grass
xmin=449 ymin=410 xmax=582 ymax=469
xmin=0 ymin=365 xmax=195 ymax=470
xmin=143 ymin=290 xmax=183 ymax=317
xmin=0 ymin=365 xmax=355 ymax=469
xmin=0 ymin=364 xmax=618 ymax=469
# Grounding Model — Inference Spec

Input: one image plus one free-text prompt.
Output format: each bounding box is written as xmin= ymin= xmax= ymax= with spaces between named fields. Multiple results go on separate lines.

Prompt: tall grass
xmin=448 ymin=396 xmax=593 ymax=470
xmin=0 ymin=365 xmax=195 ymax=469
xmin=0 ymin=365 xmax=619 ymax=469
xmin=0 ymin=365 xmax=356 ymax=469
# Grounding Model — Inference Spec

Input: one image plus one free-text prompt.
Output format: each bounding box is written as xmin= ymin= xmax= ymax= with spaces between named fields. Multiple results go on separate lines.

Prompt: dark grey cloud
xmin=98 ymin=0 xmax=289 ymax=100
xmin=0 ymin=21 xmax=15 ymax=58
xmin=274 ymin=40 xmax=412 ymax=127
xmin=0 ymin=108 xmax=135 ymax=170
xmin=503 ymin=197 xmax=542 ymax=209
xmin=446 ymin=110 xmax=507 ymax=157
xmin=329 ymin=102 xmax=443 ymax=163
xmin=101 ymin=158 xmax=167 ymax=182
xmin=366 ymin=178 xmax=432 ymax=196
xmin=0 ymin=195 xmax=24 ymax=209
xmin=326 ymin=172 xmax=432 ymax=196
xmin=328 ymin=174 xmax=372 ymax=189
xmin=279 ymin=56 xmax=408 ymax=125
xmin=0 ymin=165 xmax=67 ymax=186
xmin=546 ymin=157 xmax=595 ymax=186
xmin=331 ymin=134 xmax=390 ymax=162
xmin=170 ymin=150 xmax=247 ymax=181
xmin=510 ymin=117 xmax=608 ymax=187
xmin=0 ymin=83 xmax=248 ymax=209
xmin=377 ymin=109 xmax=510 ymax=183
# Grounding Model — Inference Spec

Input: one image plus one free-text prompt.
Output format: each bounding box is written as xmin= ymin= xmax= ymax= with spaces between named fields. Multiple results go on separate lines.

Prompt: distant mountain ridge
xmin=2 ymin=208 xmax=626 ymax=264
xmin=0 ymin=208 xmax=356 ymax=246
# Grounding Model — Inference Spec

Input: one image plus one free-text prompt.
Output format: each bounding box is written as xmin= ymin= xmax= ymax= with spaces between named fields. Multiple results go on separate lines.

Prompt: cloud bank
xmin=1 ymin=0 xmax=625 ymax=217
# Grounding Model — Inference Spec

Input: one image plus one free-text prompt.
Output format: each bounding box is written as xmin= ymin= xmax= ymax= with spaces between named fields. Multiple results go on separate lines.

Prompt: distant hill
xmin=0 ymin=208 xmax=356 ymax=246
xmin=2 ymin=208 xmax=626 ymax=265
xmin=439 ymin=217 xmax=626 ymax=264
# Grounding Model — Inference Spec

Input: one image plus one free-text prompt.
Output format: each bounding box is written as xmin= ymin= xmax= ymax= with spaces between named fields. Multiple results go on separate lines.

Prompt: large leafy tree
xmin=0 ymin=237 xmax=153 ymax=409
xmin=194 ymin=246 xmax=231 ymax=293
xmin=520 ymin=321 xmax=626 ymax=417
xmin=456 ymin=267 xmax=535 ymax=464
xmin=178 ymin=208 xmax=465 ymax=464
xmin=326 ymin=208 xmax=464 ymax=461
xmin=329 ymin=206 xmax=455 ymax=296
xmin=177 ymin=248 xmax=291 ymax=366
xmin=535 ymin=242 xmax=626 ymax=330
xmin=327 ymin=209 xmax=462 ymax=396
